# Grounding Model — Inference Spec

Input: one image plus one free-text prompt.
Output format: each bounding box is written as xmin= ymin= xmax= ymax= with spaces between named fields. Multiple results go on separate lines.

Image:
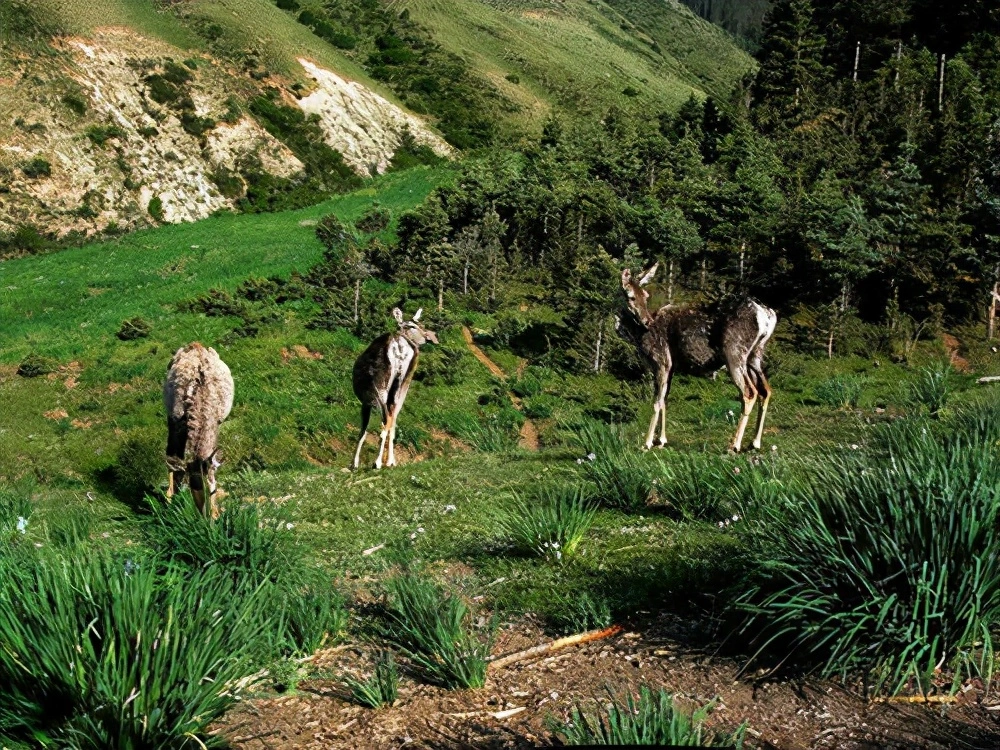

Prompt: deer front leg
xmin=657 ymin=370 xmax=673 ymax=448
xmin=730 ymin=369 xmax=758 ymax=453
xmin=353 ymin=404 xmax=372 ymax=470
xmin=374 ymin=404 xmax=392 ymax=470
xmin=644 ymin=367 xmax=669 ymax=450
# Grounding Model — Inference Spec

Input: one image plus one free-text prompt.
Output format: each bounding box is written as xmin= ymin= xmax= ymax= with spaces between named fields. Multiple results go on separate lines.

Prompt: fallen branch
xmin=978 ymin=376 xmax=1000 ymax=385
xmin=871 ymin=694 xmax=958 ymax=704
xmin=488 ymin=625 xmax=623 ymax=671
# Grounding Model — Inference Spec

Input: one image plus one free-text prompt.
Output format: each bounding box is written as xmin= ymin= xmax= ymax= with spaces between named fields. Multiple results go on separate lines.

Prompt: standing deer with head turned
xmin=617 ymin=264 xmax=777 ymax=453
xmin=163 ymin=342 xmax=234 ymax=516
xmin=352 ymin=307 xmax=438 ymax=470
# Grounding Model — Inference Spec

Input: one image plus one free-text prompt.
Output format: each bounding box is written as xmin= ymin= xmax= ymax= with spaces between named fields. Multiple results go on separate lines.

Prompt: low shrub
xmin=550 ymin=686 xmax=745 ymax=746
xmin=16 ymin=353 xmax=56 ymax=378
xmin=493 ymin=484 xmax=596 ymax=562
xmin=738 ymin=414 xmax=1000 ymax=695
xmin=147 ymin=196 xmax=165 ymax=222
xmin=355 ymin=202 xmax=391 ymax=233
xmin=21 ymin=157 xmax=51 ymax=178
xmin=343 ymin=652 xmax=399 ymax=708
xmin=116 ymin=316 xmax=151 ymax=340
xmin=109 ymin=432 xmax=163 ymax=500
xmin=382 ymin=574 xmax=493 ymax=689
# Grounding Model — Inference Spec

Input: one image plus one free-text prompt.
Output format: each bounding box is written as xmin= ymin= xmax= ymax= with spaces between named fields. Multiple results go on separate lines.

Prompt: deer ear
xmin=413 ymin=308 xmax=423 ymax=322
xmin=638 ymin=263 xmax=659 ymax=287
xmin=392 ymin=307 xmax=404 ymax=325
xmin=621 ymin=269 xmax=632 ymax=288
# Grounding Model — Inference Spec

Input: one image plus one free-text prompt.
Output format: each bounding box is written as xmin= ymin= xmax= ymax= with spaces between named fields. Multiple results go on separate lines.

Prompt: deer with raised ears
xmin=618 ymin=264 xmax=777 ymax=453
xmin=163 ymin=342 xmax=234 ymax=517
xmin=352 ymin=307 xmax=438 ymax=470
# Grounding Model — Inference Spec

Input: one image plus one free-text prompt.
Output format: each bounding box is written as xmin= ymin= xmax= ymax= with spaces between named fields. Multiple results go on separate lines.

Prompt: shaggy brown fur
xmin=352 ymin=308 xmax=438 ymax=469
xmin=618 ymin=264 xmax=777 ymax=452
xmin=163 ymin=342 xmax=234 ymax=515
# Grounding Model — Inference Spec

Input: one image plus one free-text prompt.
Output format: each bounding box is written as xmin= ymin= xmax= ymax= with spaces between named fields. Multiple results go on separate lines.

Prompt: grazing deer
xmin=618 ymin=264 xmax=777 ymax=453
xmin=163 ymin=342 xmax=234 ymax=516
xmin=352 ymin=308 xmax=438 ymax=469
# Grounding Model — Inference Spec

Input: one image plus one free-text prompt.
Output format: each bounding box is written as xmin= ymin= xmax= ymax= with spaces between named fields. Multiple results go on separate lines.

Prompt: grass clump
xmin=116 ymin=316 xmax=152 ymax=340
xmin=107 ymin=431 xmax=163 ymax=501
xmin=16 ymin=353 xmax=56 ymax=378
xmin=0 ymin=551 xmax=269 ymax=748
xmin=21 ymin=156 xmax=51 ymax=178
xmin=550 ymin=686 xmax=745 ymax=746
xmin=909 ymin=362 xmax=953 ymax=416
xmin=383 ymin=574 xmax=493 ymax=689
xmin=813 ymin=374 xmax=866 ymax=409
xmin=574 ymin=421 xmax=657 ymax=510
xmin=739 ymin=413 xmax=1000 ymax=695
xmin=494 ymin=484 xmax=596 ymax=562
xmin=343 ymin=652 xmax=399 ymax=708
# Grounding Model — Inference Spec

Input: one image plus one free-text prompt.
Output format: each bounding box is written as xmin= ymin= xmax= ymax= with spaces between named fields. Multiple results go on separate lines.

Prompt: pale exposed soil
xmin=214 ymin=612 xmax=1000 ymax=749
xmin=296 ymin=59 xmax=452 ymax=176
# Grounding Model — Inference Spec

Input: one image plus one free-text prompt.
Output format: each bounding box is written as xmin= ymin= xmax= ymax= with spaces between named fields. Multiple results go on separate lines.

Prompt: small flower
xmin=16 ymin=516 xmax=27 ymax=534
xmin=285 ymin=522 xmax=295 ymax=530
xmin=732 ymin=514 xmax=739 ymax=522
xmin=124 ymin=559 xmax=137 ymax=576
xmin=718 ymin=521 xmax=725 ymax=528
xmin=732 ymin=467 xmax=741 ymax=475
xmin=410 ymin=532 xmax=417 ymax=540
xmin=771 ymin=444 xmax=778 ymax=452
xmin=587 ymin=452 xmax=596 ymax=461
xmin=850 ymin=444 xmax=859 ymax=450
xmin=576 ymin=458 xmax=584 ymax=464
xmin=444 ymin=504 xmax=456 ymax=513
xmin=417 ymin=527 xmax=425 ymax=534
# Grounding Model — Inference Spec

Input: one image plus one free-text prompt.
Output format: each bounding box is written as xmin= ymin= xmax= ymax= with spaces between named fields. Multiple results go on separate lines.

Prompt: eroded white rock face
xmin=0 ymin=29 xmax=302 ymax=236
xmin=296 ymin=58 xmax=452 ymax=176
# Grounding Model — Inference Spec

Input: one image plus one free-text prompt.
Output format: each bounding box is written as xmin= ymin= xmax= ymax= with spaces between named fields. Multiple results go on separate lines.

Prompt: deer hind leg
xmin=386 ymin=378 xmax=409 ymax=468
xmin=165 ymin=419 xmax=187 ymax=499
xmin=729 ymin=363 xmax=758 ymax=453
xmin=352 ymin=403 xmax=373 ymax=470
xmin=750 ymin=366 xmax=772 ymax=451
xmin=657 ymin=370 xmax=674 ymax=448
xmin=374 ymin=399 xmax=392 ymax=470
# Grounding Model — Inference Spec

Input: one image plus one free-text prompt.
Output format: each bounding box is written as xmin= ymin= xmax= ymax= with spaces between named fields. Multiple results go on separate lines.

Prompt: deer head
xmin=621 ymin=263 xmax=658 ymax=323
xmin=393 ymin=307 xmax=439 ymax=346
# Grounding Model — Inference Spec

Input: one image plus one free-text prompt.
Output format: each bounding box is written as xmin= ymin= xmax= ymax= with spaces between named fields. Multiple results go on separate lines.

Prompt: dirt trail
xmin=942 ymin=333 xmax=971 ymax=372
xmin=461 ymin=326 xmax=539 ymax=451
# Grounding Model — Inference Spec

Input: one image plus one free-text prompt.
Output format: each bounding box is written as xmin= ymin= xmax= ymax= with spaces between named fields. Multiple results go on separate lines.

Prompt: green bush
xmin=738 ymin=414 xmax=1000 ymax=695
xmin=85 ymin=125 xmax=125 ymax=147
xmin=550 ymin=686 xmax=745 ymax=746
xmin=382 ymin=575 xmax=493 ymax=689
xmin=355 ymin=202 xmax=391 ymax=233
xmin=109 ymin=432 xmax=163 ymax=500
xmin=16 ymin=353 xmax=56 ymax=378
xmin=147 ymin=196 xmax=165 ymax=222
xmin=21 ymin=157 xmax=51 ymax=178
xmin=493 ymin=484 xmax=597 ymax=562
xmin=0 ymin=552 xmax=270 ymax=748
xmin=343 ymin=652 xmax=399 ymax=708
xmin=116 ymin=316 xmax=151 ymax=340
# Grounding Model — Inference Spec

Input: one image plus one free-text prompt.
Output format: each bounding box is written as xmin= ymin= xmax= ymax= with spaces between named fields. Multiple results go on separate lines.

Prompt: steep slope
xmin=398 ymin=0 xmax=754 ymax=123
xmin=679 ymin=0 xmax=772 ymax=47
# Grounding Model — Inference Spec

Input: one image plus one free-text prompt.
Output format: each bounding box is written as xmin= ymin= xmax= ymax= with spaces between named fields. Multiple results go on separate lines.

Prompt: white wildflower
xmin=850 ymin=444 xmax=859 ymax=450
xmin=285 ymin=522 xmax=295 ymax=530
xmin=771 ymin=444 xmax=778 ymax=452
xmin=732 ymin=514 xmax=739 ymax=522
xmin=733 ymin=467 xmax=741 ymax=475
xmin=417 ymin=527 xmax=425 ymax=534
xmin=444 ymin=504 xmax=457 ymax=513
xmin=587 ymin=452 xmax=597 ymax=461
xmin=16 ymin=516 xmax=27 ymax=534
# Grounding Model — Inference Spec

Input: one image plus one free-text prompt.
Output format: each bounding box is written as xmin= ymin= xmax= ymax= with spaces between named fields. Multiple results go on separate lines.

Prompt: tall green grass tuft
xmin=145 ymin=494 xmax=346 ymax=656
xmin=573 ymin=422 xmax=657 ymax=510
xmin=382 ymin=575 xmax=493 ymax=689
xmin=494 ymin=485 xmax=597 ymax=562
xmin=550 ymin=686 xmax=745 ymax=747
xmin=0 ymin=552 xmax=270 ymax=749
xmin=909 ymin=361 xmax=953 ymax=416
xmin=739 ymin=414 xmax=1000 ymax=695
xmin=343 ymin=652 xmax=399 ymax=708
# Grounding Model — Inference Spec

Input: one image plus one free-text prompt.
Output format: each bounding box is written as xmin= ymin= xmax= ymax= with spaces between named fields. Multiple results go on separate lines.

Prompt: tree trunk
xmin=438 ymin=277 xmax=444 ymax=312
xmin=938 ymin=54 xmax=946 ymax=111
xmin=989 ymin=275 xmax=999 ymax=341
xmin=577 ymin=213 xmax=584 ymax=246
xmin=827 ymin=325 xmax=835 ymax=359
xmin=353 ymin=279 xmax=361 ymax=323
xmin=667 ymin=259 xmax=674 ymax=304
xmin=463 ymin=262 xmax=469 ymax=296
xmin=739 ymin=242 xmax=746 ymax=281
xmin=700 ymin=256 xmax=707 ymax=290
xmin=593 ymin=320 xmax=603 ymax=374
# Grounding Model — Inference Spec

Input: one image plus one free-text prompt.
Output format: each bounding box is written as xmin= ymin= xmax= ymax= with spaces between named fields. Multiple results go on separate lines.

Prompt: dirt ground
xmin=213 ymin=612 xmax=1000 ymax=749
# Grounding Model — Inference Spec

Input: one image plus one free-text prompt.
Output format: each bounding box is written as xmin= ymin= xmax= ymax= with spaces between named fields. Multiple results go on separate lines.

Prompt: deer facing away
xmin=618 ymin=264 xmax=777 ymax=453
xmin=163 ymin=342 xmax=234 ymax=516
xmin=352 ymin=307 xmax=438 ymax=469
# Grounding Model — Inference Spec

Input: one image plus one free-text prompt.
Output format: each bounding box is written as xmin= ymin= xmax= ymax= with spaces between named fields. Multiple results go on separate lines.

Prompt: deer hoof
xmin=752 ymin=440 xmax=762 ymax=451
xmin=656 ymin=438 xmax=668 ymax=449
xmin=641 ymin=443 xmax=652 ymax=452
